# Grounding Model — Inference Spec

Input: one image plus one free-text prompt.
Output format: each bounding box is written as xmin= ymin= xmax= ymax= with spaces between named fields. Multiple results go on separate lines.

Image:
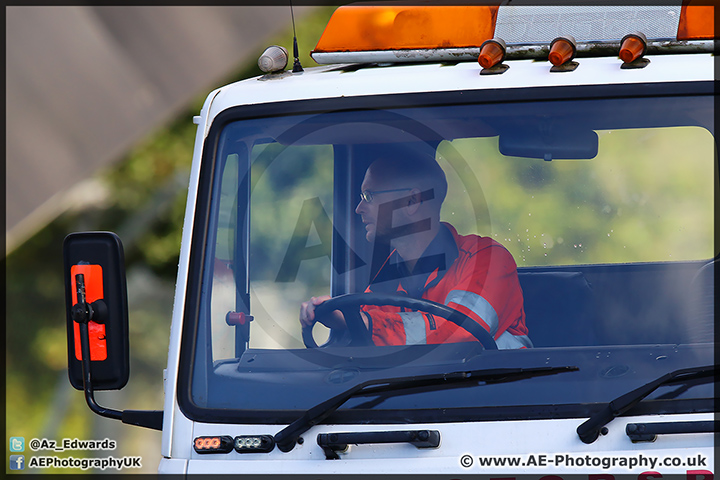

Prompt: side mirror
xmin=64 ymin=232 xmax=129 ymax=391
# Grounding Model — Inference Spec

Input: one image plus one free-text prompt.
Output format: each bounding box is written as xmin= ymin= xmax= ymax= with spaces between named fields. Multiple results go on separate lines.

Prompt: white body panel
xmin=157 ymin=413 xmax=715 ymax=475
xmin=160 ymin=50 xmax=715 ymax=475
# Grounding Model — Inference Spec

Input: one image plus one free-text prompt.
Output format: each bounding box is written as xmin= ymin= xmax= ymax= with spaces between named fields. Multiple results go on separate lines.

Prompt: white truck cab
xmin=64 ymin=4 xmax=715 ymax=477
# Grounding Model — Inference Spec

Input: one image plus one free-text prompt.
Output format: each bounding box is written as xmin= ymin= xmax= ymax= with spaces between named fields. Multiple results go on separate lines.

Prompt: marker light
xmin=193 ymin=436 xmax=234 ymax=454
xmin=478 ymin=38 xmax=506 ymax=69
xmin=677 ymin=2 xmax=715 ymax=40
xmin=619 ymin=32 xmax=647 ymax=64
xmin=548 ymin=36 xmax=577 ymax=66
xmin=258 ymin=46 xmax=288 ymax=73
xmin=234 ymin=435 xmax=275 ymax=453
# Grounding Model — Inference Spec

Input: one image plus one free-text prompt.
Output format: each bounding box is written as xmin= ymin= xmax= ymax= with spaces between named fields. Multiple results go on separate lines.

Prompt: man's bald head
xmin=367 ymin=145 xmax=447 ymax=210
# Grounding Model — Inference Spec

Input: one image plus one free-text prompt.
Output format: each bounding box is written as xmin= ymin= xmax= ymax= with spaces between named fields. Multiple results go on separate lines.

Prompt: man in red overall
xmin=300 ymin=150 xmax=531 ymax=349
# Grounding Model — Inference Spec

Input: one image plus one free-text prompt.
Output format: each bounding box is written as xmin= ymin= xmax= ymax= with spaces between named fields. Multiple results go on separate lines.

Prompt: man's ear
xmin=406 ymin=188 xmax=422 ymax=215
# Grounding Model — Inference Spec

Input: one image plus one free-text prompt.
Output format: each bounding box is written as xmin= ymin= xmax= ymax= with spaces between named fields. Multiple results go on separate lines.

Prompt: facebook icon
xmin=9 ymin=455 xmax=24 ymax=470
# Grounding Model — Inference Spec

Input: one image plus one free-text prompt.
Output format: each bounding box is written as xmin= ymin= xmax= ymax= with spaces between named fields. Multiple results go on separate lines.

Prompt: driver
xmin=300 ymin=146 xmax=531 ymax=348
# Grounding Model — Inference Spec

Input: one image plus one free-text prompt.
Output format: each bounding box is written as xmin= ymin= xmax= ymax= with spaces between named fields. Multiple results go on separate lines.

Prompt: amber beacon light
xmin=478 ymin=38 xmax=506 ymax=69
xmin=313 ymin=5 xmax=498 ymax=53
xmin=619 ymin=33 xmax=648 ymax=64
xmin=676 ymin=2 xmax=714 ymax=40
xmin=548 ymin=36 xmax=577 ymax=66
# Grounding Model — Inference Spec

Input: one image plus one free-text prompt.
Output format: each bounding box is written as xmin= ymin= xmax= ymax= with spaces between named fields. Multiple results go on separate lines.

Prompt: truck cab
xmin=64 ymin=4 xmax=715 ymax=476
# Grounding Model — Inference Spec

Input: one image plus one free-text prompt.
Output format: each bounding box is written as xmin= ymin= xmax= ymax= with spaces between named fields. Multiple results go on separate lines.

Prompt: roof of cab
xmin=202 ymin=3 xmax=714 ymax=123
xmin=205 ymin=52 xmax=713 ymax=122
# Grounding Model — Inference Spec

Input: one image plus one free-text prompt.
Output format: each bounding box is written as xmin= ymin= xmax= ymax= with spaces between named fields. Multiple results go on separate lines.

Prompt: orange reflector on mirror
xmin=71 ymin=265 xmax=107 ymax=362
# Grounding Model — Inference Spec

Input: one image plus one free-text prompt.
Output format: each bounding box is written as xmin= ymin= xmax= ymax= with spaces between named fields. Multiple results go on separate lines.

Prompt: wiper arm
xmin=577 ymin=364 xmax=718 ymax=444
xmin=274 ymin=365 xmax=578 ymax=453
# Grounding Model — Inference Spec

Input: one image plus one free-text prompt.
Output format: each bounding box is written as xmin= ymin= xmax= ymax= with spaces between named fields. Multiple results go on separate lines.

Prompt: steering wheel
xmin=302 ymin=293 xmax=498 ymax=350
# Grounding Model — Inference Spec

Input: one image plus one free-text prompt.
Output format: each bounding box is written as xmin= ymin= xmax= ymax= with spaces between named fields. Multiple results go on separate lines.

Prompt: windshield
xmin=181 ymin=89 xmax=715 ymax=424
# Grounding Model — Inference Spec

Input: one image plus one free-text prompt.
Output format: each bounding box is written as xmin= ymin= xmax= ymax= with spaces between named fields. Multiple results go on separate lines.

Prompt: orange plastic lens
xmin=71 ymin=265 xmax=108 ymax=362
xmin=314 ymin=5 xmax=499 ymax=53
xmin=677 ymin=3 xmax=714 ymax=40
xmin=196 ymin=437 xmax=221 ymax=450
xmin=478 ymin=42 xmax=504 ymax=69
xmin=549 ymin=39 xmax=574 ymax=66
xmin=619 ymin=36 xmax=645 ymax=63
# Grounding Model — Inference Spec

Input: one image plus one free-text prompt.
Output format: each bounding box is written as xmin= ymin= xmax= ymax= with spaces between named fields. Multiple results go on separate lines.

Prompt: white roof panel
xmin=207 ymin=53 xmax=714 ymax=123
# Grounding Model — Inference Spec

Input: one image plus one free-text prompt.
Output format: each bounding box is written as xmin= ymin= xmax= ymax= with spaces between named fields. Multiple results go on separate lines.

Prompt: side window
xmin=211 ymin=154 xmax=240 ymax=360
xmin=248 ymin=143 xmax=334 ymax=349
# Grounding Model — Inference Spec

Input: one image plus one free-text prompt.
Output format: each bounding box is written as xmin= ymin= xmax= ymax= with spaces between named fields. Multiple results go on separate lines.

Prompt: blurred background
xmin=5 ymin=5 xmax=338 ymax=473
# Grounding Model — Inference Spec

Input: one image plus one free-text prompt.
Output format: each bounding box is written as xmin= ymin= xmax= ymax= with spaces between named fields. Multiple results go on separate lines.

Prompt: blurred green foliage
xmin=5 ymin=6 xmax=337 ymax=473
xmin=441 ymin=126 xmax=716 ymax=266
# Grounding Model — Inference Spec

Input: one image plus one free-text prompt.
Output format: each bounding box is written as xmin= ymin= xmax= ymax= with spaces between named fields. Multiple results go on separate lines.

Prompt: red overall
xmin=362 ymin=223 xmax=531 ymax=348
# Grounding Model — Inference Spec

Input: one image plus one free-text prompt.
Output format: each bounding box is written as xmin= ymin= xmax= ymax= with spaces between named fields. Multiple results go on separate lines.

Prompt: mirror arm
xmin=78 ymin=320 xmax=123 ymax=421
xmin=74 ymin=273 xmax=163 ymax=430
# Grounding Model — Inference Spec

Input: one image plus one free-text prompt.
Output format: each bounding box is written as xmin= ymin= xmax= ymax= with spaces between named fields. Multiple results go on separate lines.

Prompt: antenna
xmin=290 ymin=0 xmax=304 ymax=73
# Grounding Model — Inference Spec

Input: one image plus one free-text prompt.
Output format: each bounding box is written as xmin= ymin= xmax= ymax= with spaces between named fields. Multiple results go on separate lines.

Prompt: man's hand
xmin=299 ymin=296 xmax=371 ymax=331
xmin=300 ymin=295 xmax=345 ymax=330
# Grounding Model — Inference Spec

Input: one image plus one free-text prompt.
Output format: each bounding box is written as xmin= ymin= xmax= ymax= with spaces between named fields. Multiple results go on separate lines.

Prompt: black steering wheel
xmin=302 ymin=293 xmax=498 ymax=350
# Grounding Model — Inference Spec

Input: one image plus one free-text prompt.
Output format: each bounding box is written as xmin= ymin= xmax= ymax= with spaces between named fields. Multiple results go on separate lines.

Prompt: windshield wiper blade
xmin=577 ymin=364 xmax=718 ymax=444
xmin=274 ymin=365 xmax=578 ymax=452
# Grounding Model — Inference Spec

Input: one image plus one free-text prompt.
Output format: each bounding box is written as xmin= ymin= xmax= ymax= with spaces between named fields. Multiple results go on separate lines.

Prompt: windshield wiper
xmin=274 ymin=365 xmax=578 ymax=452
xmin=577 ymin=364 xmax=718 ymax=444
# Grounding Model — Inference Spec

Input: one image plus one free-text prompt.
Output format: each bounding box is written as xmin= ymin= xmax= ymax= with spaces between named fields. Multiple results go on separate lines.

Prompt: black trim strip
xmin=180 ymin=398 xmax=714 ymax=427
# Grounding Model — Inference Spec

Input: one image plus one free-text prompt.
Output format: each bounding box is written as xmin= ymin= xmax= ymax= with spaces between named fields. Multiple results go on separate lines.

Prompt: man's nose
xmin=355 ymin=198 xmax=365 ymax=215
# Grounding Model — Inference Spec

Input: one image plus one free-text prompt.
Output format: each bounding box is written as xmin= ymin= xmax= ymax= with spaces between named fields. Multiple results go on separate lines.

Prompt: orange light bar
xmin=313 ymin=5 xmax=499 ymax=53
xmin=677 ymin=2 xmax=714 ymax=40
xmin=548 ymin=36 xmax=577 ymax=66
xmin=619 ymin=33 xmax=647 ymax=63
xmin=478 ymin=38 xmax=506 ymax=69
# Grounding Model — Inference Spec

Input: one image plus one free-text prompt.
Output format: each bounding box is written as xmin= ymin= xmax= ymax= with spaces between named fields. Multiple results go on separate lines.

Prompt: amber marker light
xmin=619 ymin=32 xmax=647 ymax=64
xmin=478 ymin=38 xmax=506 ymax=69
xmin=193 ymin=436 xmax=234 ymax=454
xmin=548 ymin=36 xmax=577 ymax=66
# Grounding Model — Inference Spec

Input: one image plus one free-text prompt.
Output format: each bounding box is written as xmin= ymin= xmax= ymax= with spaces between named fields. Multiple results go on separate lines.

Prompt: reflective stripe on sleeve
xmin=444 ymin=290 xmax=499 ymax=335
xmin=495 ymin=330 xmax=533 ymax=349
xmin=398 ymin=311 xmax=427 ymax=345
